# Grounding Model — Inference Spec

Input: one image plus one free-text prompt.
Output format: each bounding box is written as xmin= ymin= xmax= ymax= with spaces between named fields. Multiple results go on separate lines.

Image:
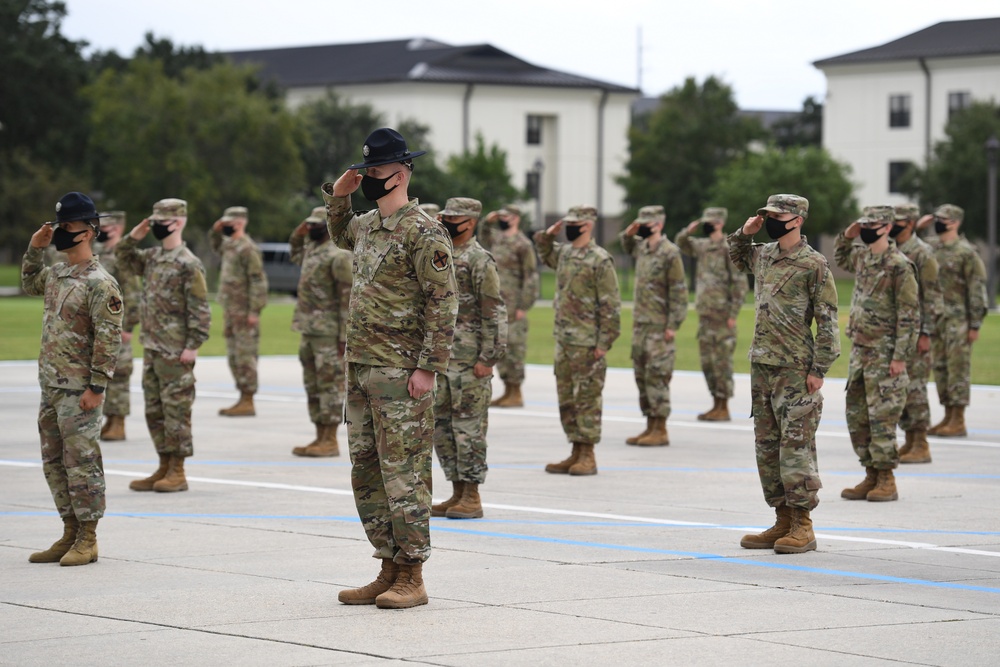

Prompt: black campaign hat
xmin=52 ymin=192 xmax=109 ymax=226
xmin=347 ymin=127 xmax=427 ymax=170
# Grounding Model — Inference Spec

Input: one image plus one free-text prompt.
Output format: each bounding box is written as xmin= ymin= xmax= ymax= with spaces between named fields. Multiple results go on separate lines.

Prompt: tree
xmin=295 ymin=91 xmax=384 ymax=191
xmin=618 ymin=76 xmax=765 ymax=231
xmin=900 ymin=101 xmax=1000 ymax=239
xmin=771 ymin=96 xmax=823 ymax=149
xmin=89 ymin=32 xmax=223 ymax=79
xmin=444 ymin=134 xmax=523 ymax=219
xmin=708 ymin=146 xmax=857 ymax=238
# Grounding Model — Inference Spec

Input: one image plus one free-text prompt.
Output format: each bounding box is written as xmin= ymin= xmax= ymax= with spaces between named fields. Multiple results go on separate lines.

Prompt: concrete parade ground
xmin=3 ymin=355 xmax=1000 ymax=666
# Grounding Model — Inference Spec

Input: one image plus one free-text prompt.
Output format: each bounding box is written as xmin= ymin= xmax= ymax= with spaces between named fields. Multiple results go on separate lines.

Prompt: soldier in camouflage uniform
xmin=322 ymin=128 xmax=458 ymax=609
xmin=210 ymin=206 xmax=269 ymax=417
xmin=835 ymin=206 xmax=919 ymax=502
xmin=430 ymin=198 xmax=507 ymax=520
xmin=890 ymin=204 xmax=944 ymax=463
xmin=22 ymin=192 xmax=123 ymax=566
xmin=481 ymin=204 xmax=538 ymax=407
xmin=289 ymin=206 xmax=353 ymax=457
xmin=917 ymin=204 xmax=988 ymax=438
xmin=620 ymin=205 xmax=687 ymax=446
xmin=95 ymin=211 xmax=141 ymax=441
xmin=536 ymin=205 xmax=621 ymax=475
xmin=118 ymin=198 xmax=212 ymax=494
xmin=730 ymin=194 xmax=840 ymax=554
xmin=677 ymin=207 xmax=748 ymax=421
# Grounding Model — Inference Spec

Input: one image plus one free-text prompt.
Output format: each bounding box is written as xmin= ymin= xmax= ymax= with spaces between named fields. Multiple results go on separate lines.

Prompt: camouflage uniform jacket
xmin=209 ymin=231 xmax=268 ymax=317
xmin=929 ymin=236 xmax=988 ymax=329
xmin=835 ymin=234 xmax=919 ymax=361
xmin=536 ymin=232 xmax=621 ymax=350
xmin=289 ymin=232 xmax=353 ymax=341
xmin=729 ymin=231 xmax=840 ymax=377
xmin=619 ymin=231 xmax=688 ymax=330
xmin=95 ymin=242 xmax=141 ymax=331
xmin=21 ymin=246 xmax=123 ymax=391
xmin=479 ymin=224 xmax=538 ymax=322
xmin=323 ymin=189 xmax=459 ymax=373
xmin=117 ymin=236 xmax=212 ymax=355
xmin=450 ymin=238 xmax=508 ymax=366
xmin=895 ymin=234 xmax=944 ymax=337
xmin=674 ymin=229 xmax=747 ymax=321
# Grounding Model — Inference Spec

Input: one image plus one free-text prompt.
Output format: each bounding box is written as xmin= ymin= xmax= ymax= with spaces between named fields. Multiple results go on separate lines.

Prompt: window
xmin=948 ymin=91 xmax=971 ymax=121
xmin=889 ymin=161 xmax=914 ymax=194
xmin=525 ymin=171 xmax=540 ymax=198
xmin=526 ymin=115 xmax=542 ymax=145
xmin=889 ymin=94 xmax=910 ymax=128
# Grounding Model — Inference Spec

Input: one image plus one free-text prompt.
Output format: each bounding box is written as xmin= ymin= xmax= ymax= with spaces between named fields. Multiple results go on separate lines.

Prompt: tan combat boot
xmin=219 ymin=392 xmax=255 ymax=417
xmin=339 ymin=559 xmax=399 ymax=605
xmin=706 ymin=398 xmax=731 ymax=422
xmin=446 ymin=483 xmax=483 ymax=519
xmin=292 ymin=423 xmax=323 ymax=456
xmin=153 ymin=455 xmax=188 ymax=493
xmin=900 ymin=429 xmax=931 ymax=464
xmin=569 ymin=443 xmax=597 ymax=476
xmin=637 ymin=417 xmax=669 ymax=446
xmin=300 ymin=424 xmax=340 ymax=457
xmin=375 ymin=562 xmax=428 ymax=609
xmin=101 ymin=415 xmax=126 ymax=441
xmin=545 ymin=443 xmax=580 ymax=474
xmin=626 ymin=416 xmax=653 ymax=445
xmin=927 ymin=406 xmax=952 ymax=436
xmin=489 ymin=384 xmax=511 ymax=407
xmin=100 ymin=415 xmax=112 ymax=437
xmin=496 ymin=384 xmax=523 ymax=408
xmin=898 ymin=429 xmax=914 ymax=457
xmin=431 ymin=481 xmax=466 ymax=517
xmin=841 ymin=466 xmax=878 ymax=500
xmin=740 ymin=505 xmax=792 ymax=549
xmin=936 ymin=406 xmax=967 ymax=437
xmin=867 ymin=468 xmax=898 ymax=502
xmin=773 ymin=507 xmax=816 ymax=554
xmin=697 ymin=398 xmax=718 ymax=421
xmin=29 ymin=516 xmax=79 ymax=563
xmin=129 ymin=454 xmax=171 ymax=491
xmin=60 ymin=520 xmax=98 ymax=566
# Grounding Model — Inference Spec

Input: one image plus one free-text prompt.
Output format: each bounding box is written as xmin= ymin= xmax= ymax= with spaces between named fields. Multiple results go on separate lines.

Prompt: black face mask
xmin=52 ymin=226 xmax=89 ymax=251
xmin=497 ymin=219 xmax=511 ymax=231
xmin=360 ymin=172 xmax=401 ymax=202
xmin=308 ymin=226 xmax=327 ymax=242
xmin=221 ymin=225 xmax=236 ymax=237
xmin=565 ymin=223 xmax=586 ymax=241
xmin=934 ymin=219 xmax=951 ymax=235
xmin=151 ymin=222 xmax=174 ymax=240
xmin=703 ymin=222 xmax=717 ymax=236
xmin=442 ymin=220 xmax=469 ymax=239
xmin=96 ymin=229 xmax=110 ymax=243
xmin=636 ymin=224 xmax=654 ymax=239
xmin=888 ymin=223 xmax=908 ymax=238
xmin=859 ymin=225 xmax=886 ymax=245
xmin=764 ymin=216 xmax=795 ymax=240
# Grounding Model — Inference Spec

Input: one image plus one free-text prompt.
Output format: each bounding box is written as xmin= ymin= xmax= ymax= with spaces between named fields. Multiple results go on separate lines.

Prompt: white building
xmin=228 ymin=38 xmax=638 ymax=227
xmin=815 ymin=17 xmax=1000 ymax=207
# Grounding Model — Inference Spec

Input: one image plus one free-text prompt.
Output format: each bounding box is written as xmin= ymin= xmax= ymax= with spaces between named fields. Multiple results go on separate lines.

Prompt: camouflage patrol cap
xmin=893 ymin=203 xmax=920 ymax=221
xmin=220 ymin=206 xmax=248 ymax=221
xmin=636 ymin=205 xmax=665 ymax=223
xmin=757 ymin=194 xmax=809 ymax=220
xmin=934 ymin=203 xmax=964 ymax=222
xmin=418 ymin=203 xmax=441 ymax=217
xmin=100 ymin=211 xmax=126 ymax=226
xmin=700 ymin=207 xmax=728 ymax=223
xmin=441 ymin=197 xmax=482 ymax=218
xmin=563 ymin=205 xmax=598 ymax=223
xmin=305 ymin=206 xmax=326 ymax=224
xmin=500 ymin=204 xmax=522 ymax=217
xmin=861 ymin=205 xmax=894 ymax=224
xmin=150 ymin=198 xmax=188 ymax=220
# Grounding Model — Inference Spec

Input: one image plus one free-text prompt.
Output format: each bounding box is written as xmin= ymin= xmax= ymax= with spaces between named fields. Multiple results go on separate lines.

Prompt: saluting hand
xmin=685 ymin=220 xmax=701 ymax=233
xmin=844 ymin=222 xmax=861 ymax=239
xmin=293 ymin=221 xmax=309 ymax=237
xmin=30 ymin=224 xmax=54 ymax=248
xmin=130 ymin=218 xmax=151 ymax=240
xmin=742 ymin=215 xmax=764 ymax=235
xmin=624 ymin=222 xmax=640 ymax=237
xmin=546 ymin=220 xmax=563 ymax=236
xmin=915 ymin=213 xmax=934 ymax=231
xmin=332 ymin=169 xmax=364 ymax=197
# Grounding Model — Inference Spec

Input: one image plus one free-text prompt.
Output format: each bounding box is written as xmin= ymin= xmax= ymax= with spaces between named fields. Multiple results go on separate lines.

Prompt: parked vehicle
xmin=260 ymin=242 xmax=300 ymax=295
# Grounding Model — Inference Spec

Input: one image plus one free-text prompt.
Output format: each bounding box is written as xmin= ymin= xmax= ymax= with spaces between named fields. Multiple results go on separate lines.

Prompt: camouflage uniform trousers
xmin=697 ymin=316 xmax=737 ymax=400
xmin=38 ymin=387 xmax=106 ymax=521
xmin=224 ymin=314 xmax=259 ymax=394
xmin=932 ymin=318 xmax=972 ymax=407
xmin=750 ymin=363 xmax=824 ymax=511
xmin=846 ymin=345 xmax=907 ymax=469
xmin=142 ymin=349 xmax=195 ymax=457
xmin=299 ymin=334 xmax=346 ymax=426
xmin=555 ymin=341 xmax=608 ymax=445
xmin=631 ymin=324 xmax=675 ymax=419
xmin=346 ymin=363 xmax=434 ymax=564
xmin=104 ymin=337 xmax=133 ymax=417
xmin=433 ymin=364 xmax=491 ymax=484
xmin=899 ymin=344 xmax=932 ymax=432
xmin=497 ymin=317 xmax=528 ymax=385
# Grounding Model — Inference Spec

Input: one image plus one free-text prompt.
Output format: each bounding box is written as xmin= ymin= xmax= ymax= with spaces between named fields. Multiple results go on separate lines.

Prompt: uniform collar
xmin=766 ymin=235 xmax=809 ymax=261
xmin=54 ymin=256 xmax=99 ymax=278
xmin=374 ymin=198 xmax=419 ymax=232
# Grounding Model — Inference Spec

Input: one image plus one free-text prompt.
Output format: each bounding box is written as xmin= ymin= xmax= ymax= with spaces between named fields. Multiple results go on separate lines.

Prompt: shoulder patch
xmin=432 ymin=249 xmax=450 ymax=272
xmin=107 ymin=294 xmax=123 ymax=316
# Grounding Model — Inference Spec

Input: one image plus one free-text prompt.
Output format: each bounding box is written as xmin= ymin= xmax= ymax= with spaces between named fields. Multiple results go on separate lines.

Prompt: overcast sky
xmin=61 ymin=0 xmax=998 ymax=110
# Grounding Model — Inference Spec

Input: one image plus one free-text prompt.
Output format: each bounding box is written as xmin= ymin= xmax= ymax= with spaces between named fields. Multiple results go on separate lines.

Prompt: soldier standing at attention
xmin=431 ymin=198 xmax=507 ymax=520
xmin=322 ymin=128 xmax=458 ymax=609
xmin=918 ymin=204 xmax=988 ymax=438
xmin=676 ymin=207 xmax=748 ymax=421
xmin=835 ymin=206 xmax=919 ymax=502
xmin=482 ymin=204 xmax=538 ymax=408
xmin=890 ymin=204 xmax=943 ymax=463
xmin=536 ymin=205 xmax=621 ymax=475
xmin=118 ymin=199 xmax=211 ymax=494
xmin=95 ymin=211 xmax=141 ymax=442
xmin=211 ymin=206 xmax=268 ymax=417
xmin=730 ymin=194 xmax=839 ymax=554
xmin=620 ymin=205 xmax=687 ymax=446
xmin=22 ymin=192 xmax=122 ymax=566
xmin=288 ymin=206 xmax=353 ymax=457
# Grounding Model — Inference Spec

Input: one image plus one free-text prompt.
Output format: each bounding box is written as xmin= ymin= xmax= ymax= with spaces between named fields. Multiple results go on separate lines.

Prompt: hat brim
xmin=347 ymin=150 xmax=427 ymax=170
xmin=55 ymin=211 xmax=111 ymax=224
xmin=756 ymin=206 xmax=784 ymax=216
